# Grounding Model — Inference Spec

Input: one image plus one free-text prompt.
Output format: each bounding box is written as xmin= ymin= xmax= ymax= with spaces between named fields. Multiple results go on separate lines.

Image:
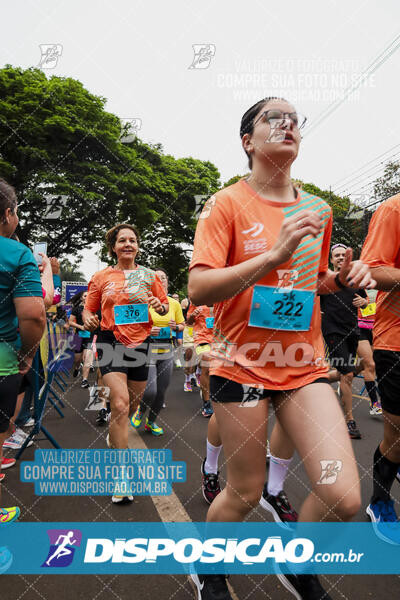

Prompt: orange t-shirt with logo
xmin=187 ymin=304 xmax=213 ymax=346
xmin=360 ymin=194 xmax=400 ymax=351
xmin=189 ymin=179 xmax=332 ymax=389
xmin=85 ymin=265 xmax=167 ymax=347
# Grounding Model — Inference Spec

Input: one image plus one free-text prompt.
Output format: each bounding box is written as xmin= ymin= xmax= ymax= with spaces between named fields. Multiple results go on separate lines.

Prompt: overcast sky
xmin=3 ymin=0 xmax=400 ymax=278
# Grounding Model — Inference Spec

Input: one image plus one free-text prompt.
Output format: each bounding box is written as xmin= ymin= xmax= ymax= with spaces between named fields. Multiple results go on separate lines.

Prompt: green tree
xmin=373 ymin=161 xmax=400 ymax=204
xmin=59 ymin=258 xmax=86 ymax=282
xmin=0 ymin=66 xmax=173 ymax=256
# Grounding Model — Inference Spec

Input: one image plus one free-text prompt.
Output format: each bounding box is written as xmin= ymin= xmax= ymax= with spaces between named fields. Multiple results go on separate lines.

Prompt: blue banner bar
xmin=1 ymin=523 xmax=400 ymax=574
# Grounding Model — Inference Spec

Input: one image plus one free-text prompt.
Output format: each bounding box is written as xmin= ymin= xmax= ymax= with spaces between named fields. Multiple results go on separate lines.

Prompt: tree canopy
xmin=0 ymin=65 xmax=220 ymax=291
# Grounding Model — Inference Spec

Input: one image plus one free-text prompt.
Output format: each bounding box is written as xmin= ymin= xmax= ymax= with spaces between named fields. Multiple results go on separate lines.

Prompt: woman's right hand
xmin=270 ymin=210 xmax=322 ymax=266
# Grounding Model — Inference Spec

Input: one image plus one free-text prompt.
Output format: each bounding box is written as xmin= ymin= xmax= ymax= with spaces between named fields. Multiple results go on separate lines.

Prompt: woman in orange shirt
xmin=189 ymin=97 xmax=374 ymax=600
xmin=83 ymin=224 xmax=167 ymax=503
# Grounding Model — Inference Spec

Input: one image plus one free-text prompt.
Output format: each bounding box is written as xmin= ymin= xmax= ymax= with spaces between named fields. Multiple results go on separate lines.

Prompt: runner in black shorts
xmin=361 ymin=193 xmax=400 ymax=541
xmin=188 ymin=98 xmax=374 ymax=600
xmin=83 ymin=223 xmax=168 ymax=504
xmin=320 ymin=243 xmax=368 ymax=439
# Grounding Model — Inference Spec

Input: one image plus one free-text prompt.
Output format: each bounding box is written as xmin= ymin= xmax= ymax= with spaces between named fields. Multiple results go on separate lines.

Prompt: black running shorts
xmin=374 ymin=349 xmax=400 ymax=416
xmin=324 ymin=332 xmax=359 ymax=375
xmin=210 ymin=375 xmax=330 ymax=404
xmin=97 ymin=330 xmax=149 ymax=382
xmin=0 ymin=373 xmax=22 ymax=432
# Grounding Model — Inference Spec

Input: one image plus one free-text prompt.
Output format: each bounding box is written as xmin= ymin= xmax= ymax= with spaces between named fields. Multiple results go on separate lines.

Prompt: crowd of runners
xmin=1 ymin=97 xmax=400 ymax=600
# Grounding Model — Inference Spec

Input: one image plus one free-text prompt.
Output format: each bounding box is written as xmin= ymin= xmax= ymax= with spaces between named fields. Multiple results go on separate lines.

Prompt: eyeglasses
xmin=331 ymin=243 xmax=348 ymax=252
xmin=253 ymin=110 xmax=307 ymax=130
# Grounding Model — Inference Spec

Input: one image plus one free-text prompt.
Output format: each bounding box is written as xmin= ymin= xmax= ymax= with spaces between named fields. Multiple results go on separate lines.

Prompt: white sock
xmin=204 ymin=440 xmax=222 ymax=474
xmin=267 ymin=455 xmax=293 ymax=496
xmin=196 ymin=366 xmax=201 ymax=376
xmin=185 ymin=373 xmax=191 ymax=382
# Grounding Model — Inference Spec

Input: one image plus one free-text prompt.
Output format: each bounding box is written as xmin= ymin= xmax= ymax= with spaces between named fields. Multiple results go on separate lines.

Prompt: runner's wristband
xmin=334 ymin=273 xmax=346 ymax=290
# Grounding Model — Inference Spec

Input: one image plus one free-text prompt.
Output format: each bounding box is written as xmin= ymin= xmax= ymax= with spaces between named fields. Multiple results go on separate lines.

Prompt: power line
xmin=304 ymin=32 xmax=400 ymax=137
xmin=337 ymin=150 xmax=400 ymax=196
xmin=331 ymin=142 xmax=400 ymax=188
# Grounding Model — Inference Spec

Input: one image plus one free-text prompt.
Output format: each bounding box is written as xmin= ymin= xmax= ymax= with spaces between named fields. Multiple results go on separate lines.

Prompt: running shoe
xmin=277 ymin=573 xmax=332 ymax=599
xmin=259 ymin=487 xmax=298 ymax=525
xmin=366 ymin=499 xmax=400 ymax=545
xmin=81 ymin=379 xmax=89 ymax=388
xmin=144 ymin=419 xmax=164 ymax=436
xmin=201 ymin=459 xmax=221 ymax=504
xmin=0 ymin=507 xmax=20 ymax=524
xmin=347 ymin=420 xmax=361 ymax=439
xmin=112 ymin=495 xmax=134 ymax=504
xmin=22 ymin=417 xmax=35 ymax=427
xmin=191 ymin=375 xmax=199 ymax=387
xmin=3 ymin=429 xmax=33 ymax=449
xmin=201 ymin=402 xmax=213 ymax=418
xmin=96 ymin=408 xmax=108 ymax=426
xmin=1 ymin=458 xmax=16 ymax=470
xmin=195 ymin=373 xmax=201 ymax=387
xmin=370 ymin=401 xmax=382 ymax=416
xmin=184 ymin=380 xmax=193 ymax=392
xmin=191 ymin=574 xmax=232 ymax=600
xmin=0 ymin=546 xmax=12 ymax=573
xmin=175 ymin=359 xmax=182 ymax=368
xmin=72 ymin=367 xmax=79 ymax=378
xmin=131 ymin=408 xmax=143 ymax=429
xmin=89 ymin=365 xmax=95 ymax=372
xmin=0 ymin=473 xmax=5 ymax=482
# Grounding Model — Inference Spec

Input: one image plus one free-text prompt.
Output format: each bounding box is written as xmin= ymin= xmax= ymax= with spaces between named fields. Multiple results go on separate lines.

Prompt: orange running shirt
xmin=85 ymin=265 xmax=167 ymax=347
xmin=190 ymin=179 xmax=332 ymax=389
xmin=360 ymin=194 xmax=400 ymax=351
xmin=187 ymin=304 xmax=213 ymax=346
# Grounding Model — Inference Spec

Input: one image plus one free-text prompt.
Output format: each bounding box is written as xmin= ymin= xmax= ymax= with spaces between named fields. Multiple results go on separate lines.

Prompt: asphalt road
xmin=1 ymin=367 xmax=399 ymax=600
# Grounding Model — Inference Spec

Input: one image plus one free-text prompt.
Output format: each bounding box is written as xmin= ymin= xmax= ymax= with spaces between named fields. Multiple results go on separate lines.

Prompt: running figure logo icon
xmin=42 ymin=529 xmax=82 ymax=567
xmin=38 ymin=44 xmax=63 ymax=69
xmin=317 ymin=460 xmax=343 ymax=485
xmin=240 ymin=385 xmax=264 ymax=407
xmin=188 ymin=44 xmax=216 ymax=69
xmin=276 ymin=269 xmax=299 ymax=292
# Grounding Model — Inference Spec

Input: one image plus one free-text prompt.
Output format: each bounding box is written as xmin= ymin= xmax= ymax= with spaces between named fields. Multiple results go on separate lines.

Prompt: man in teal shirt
xmin=0 ymin=179 xmax=45 ymax=523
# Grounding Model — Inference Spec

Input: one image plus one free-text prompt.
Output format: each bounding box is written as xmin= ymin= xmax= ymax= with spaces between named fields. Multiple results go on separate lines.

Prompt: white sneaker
xmin=22 ymin=418 xmax=35 ymax=427
xmin=175 ymin=359 xmax=182 ymax=368
xmin=3 ymin=430 xmax=33 ymax=449
xmin=112 ymin=495 xmax=133 ymax=504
